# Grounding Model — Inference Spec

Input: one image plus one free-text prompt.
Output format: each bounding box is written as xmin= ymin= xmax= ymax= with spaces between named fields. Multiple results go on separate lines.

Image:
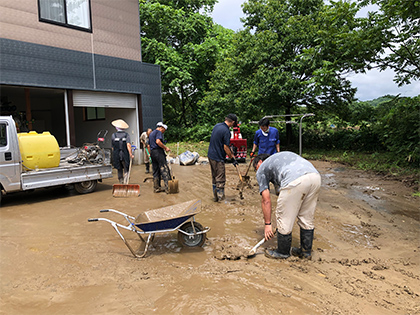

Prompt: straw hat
xmin=112 ymin=119 xmax=129 ymax=129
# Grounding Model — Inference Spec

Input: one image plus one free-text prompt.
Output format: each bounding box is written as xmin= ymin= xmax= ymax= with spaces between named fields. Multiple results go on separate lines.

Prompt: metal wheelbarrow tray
xmin=88 ymin=199 xmax=210 ymax=258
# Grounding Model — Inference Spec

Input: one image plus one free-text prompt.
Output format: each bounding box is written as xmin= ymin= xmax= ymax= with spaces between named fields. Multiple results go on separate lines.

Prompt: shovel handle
xmin=248 ymin=237 xmax=266 ymax=256
xmin=244 ymin=157 xmax=254 ymax=177
xmin=234 ymin=164 xmax=243 ymax=182
xmin=248 ymin=230 xmax=277 ymax=256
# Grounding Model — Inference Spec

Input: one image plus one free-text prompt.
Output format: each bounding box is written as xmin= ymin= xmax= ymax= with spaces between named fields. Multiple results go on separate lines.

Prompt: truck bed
xmin=20 ymin=148 xmax=113 ymax=190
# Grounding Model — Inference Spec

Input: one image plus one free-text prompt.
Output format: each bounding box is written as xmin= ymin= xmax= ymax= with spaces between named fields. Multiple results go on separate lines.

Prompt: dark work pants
xmin=151 ymin=148 xmax=169 ymax=185
xmin=209 ymin=158 xmax=226 ymax=189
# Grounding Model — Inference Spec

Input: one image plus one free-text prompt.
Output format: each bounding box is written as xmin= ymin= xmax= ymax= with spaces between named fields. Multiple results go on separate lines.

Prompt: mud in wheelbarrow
xmin=88 ymin=199 xmax=210 ymax=258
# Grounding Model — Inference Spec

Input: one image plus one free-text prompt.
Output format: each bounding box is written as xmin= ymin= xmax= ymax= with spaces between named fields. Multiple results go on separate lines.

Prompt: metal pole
xmin=64 ymin=90 xmax=71 ymax=147
xmin=299 ymin=113 xmax=315 ymax=155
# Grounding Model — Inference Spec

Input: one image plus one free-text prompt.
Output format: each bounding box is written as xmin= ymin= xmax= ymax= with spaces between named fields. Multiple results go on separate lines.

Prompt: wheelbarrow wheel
xmin=178 ymin=222 xmax=206 ymax=247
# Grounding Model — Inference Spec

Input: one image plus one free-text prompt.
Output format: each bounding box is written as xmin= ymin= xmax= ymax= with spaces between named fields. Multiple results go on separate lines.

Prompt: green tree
xmin=139 ymin=0 xmax=233 ymax=127
xmin=374 ymin=96 xmax=420 ymax=162
xmin=201 ymin=0 xmax=376 ymax=144
xmin=359 ymin=0 xmax=420 ymax=85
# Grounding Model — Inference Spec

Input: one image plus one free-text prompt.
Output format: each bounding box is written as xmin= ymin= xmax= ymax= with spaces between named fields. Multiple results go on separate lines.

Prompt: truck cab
xmin=0 ymin=116 xmax=22 ymax=193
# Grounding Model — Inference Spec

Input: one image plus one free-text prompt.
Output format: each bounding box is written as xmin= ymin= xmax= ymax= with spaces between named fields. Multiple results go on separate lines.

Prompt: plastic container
xmin=18 ymin=131 xmax=60 ymax=169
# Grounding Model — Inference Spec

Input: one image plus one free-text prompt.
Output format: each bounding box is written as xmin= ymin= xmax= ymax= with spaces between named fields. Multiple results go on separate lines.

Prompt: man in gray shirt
xmin=253 ymin=152 xmax=321 ymax=259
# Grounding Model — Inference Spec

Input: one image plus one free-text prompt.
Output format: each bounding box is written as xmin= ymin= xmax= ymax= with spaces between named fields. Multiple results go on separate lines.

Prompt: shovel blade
xmin=167 ymin=178 xmax=179 ymax=194
xmin=112 ymin=184 xmax=140 ymax=197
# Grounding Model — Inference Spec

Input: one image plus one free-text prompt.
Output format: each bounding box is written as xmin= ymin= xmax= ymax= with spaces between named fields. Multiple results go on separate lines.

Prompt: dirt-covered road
xmin=1 ymin=159 xmax=419 ymax=314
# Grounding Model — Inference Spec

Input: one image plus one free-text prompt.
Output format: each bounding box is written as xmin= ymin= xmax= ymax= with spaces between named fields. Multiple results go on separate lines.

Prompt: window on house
xmin=38 ymin=0 xmax=92 ymax=32
xmin=85 ymin=107 xmax=105 ymax=121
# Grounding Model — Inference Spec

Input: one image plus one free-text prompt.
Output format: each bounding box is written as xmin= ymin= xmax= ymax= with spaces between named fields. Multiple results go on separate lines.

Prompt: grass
xmin=167 ymin=141 xmax=419 ymax=190
xmin=167 ymin=141 xmax=209 ymax=159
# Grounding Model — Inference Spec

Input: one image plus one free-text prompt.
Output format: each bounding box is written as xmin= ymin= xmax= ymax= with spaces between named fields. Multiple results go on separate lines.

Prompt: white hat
xmin=112 ymin=119 xmax=129 ymax=129
xmin=157 ymin=122 xmax=168 ymax=130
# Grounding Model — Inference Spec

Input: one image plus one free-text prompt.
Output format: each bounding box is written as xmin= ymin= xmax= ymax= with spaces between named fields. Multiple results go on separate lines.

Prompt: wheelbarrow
xmin=88 ymin=199 xmax=210 ymax=258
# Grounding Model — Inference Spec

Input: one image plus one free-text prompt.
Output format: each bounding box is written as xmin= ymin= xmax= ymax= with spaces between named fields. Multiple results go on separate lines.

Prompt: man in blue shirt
xmin=208 ymin=114 xmax=238 ymax=202
xmin=253 ymin=152 xmax=321 ymax=260
xmin=251 ymin=117 xmax=281 ymax=194
xmin=251 ymin=117 xmax=280 ymax=156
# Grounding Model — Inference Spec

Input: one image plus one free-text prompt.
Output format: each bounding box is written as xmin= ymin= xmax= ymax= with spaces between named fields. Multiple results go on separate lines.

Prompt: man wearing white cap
xmin=111 ymin=119 xmax=134 ymax=184
xmin=149 ymin=122 xmax=171 ymax=193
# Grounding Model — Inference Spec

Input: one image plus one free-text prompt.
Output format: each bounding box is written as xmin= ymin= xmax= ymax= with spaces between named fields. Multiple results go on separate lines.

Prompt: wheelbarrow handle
xmin=100 ymin=209 xmax=109 ymax=213
xmin=88 ymin=218 xmax=98 ymax=222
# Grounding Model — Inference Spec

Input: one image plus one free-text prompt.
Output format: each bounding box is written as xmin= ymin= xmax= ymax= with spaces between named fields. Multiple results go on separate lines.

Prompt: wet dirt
xmin=1 ymin=160 xmax=419 ymax=314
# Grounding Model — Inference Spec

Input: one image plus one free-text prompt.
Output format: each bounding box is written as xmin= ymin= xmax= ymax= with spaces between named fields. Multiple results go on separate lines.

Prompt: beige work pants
xmin=276 ymin=173 xmax=321 ymax=235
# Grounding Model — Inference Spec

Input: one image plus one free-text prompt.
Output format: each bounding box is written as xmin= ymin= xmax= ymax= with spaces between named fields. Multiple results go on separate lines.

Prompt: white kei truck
xmin=0 ymin=115 xmax=113 ymax=205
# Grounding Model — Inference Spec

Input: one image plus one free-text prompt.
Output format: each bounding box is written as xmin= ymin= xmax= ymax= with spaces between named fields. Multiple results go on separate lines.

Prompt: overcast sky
xmin=210 ymin=0 xmax=419 ymax=101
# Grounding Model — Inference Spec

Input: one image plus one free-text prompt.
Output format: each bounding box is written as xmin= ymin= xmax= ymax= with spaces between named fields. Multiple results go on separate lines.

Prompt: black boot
xmin=291 ymin=228 xmax=314 ymax=260
xmin=145 ymin=163 xmax=150 ymax=174
xmin=153 ymin=178 xmax=164 ymax=193
xmin=212 ymin=185 xmax=218 ymax=202
xmin=265 ymin=233 xmax=292 ymax=259
xmin=217 ymin=187 xmax=225 ymax=201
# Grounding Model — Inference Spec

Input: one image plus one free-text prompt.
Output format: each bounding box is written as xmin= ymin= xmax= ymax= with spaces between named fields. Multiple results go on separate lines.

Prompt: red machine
xmin=227 ymin=124 xmax=247 ymax=162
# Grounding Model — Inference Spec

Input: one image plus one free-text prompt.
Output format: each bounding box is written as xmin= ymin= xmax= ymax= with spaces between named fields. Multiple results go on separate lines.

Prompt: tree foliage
xmin=139 ymin=0 xmax=233 ymax=127
xmin=201 ymin=0 xmax=379 ymax=144
xmin=358 ymin=0 xmax=420 ymax=85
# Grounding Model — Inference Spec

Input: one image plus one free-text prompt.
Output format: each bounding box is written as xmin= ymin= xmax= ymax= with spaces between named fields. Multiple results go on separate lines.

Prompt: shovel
xmin=247 ymin=230 xmax=277 ymax=257
xmin=166 ymin=154 xmax=179 ymax=194
xmin=233 ymin=163 xmax=245 ymax=199
xmin=145 ymin=147 xmax=152 ymax=164
xmin=241 ymin=157 xmax=254 ymax=185
xmin=112 ymin=157 xmax=140 ymax=197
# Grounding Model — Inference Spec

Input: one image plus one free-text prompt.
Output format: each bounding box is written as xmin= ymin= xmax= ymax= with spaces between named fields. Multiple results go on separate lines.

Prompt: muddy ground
xmin=1 ymin=159 xmax=419 ymax=315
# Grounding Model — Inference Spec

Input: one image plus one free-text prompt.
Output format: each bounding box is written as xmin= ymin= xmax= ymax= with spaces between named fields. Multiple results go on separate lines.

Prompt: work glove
xmin=250 ymin=152 xmax=255 ymax=158
xmin=232 ymin=158 xmax=239 ymax=167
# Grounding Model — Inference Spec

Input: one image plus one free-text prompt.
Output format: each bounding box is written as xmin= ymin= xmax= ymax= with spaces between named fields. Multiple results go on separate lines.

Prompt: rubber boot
xmin=274 ymin=183 xmax=280 ymax=196
xmin=145 ymin=163 xmax=150 ymax=174
xmin=217 ymin=187 xmax=225 ymax=201
xmin=265 ymin=232 xmax=292 ymax=259
xmin=212 ymin=185 xmax=218 ymax=202
xmin=153 ymin=178 xmax=164 ymax=193
xmin=291 ymin=228 xmax=314 ymax=260
xmin=118 ymin=169 xmax=124 ymax=184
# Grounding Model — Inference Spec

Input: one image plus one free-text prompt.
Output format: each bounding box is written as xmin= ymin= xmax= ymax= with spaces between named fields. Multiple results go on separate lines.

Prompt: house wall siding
xmin=0 ymin=0 xmax=141 ymax=62
xmin=0 ymin=38 xmax=162 ymax=134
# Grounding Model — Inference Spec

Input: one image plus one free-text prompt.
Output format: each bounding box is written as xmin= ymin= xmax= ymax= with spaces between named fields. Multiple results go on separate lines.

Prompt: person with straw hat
xmin=111 ymin=119 xmax=133 ymax=184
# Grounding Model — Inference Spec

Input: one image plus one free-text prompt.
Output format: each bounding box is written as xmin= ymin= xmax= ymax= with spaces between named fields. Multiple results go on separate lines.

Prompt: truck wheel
xmin=74 ymin=180 xmax=97 ymax=194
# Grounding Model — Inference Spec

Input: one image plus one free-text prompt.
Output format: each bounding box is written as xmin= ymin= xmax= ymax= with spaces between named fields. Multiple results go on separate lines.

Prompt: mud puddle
xmin=1 ymin=160 xmax=419 ymax=315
